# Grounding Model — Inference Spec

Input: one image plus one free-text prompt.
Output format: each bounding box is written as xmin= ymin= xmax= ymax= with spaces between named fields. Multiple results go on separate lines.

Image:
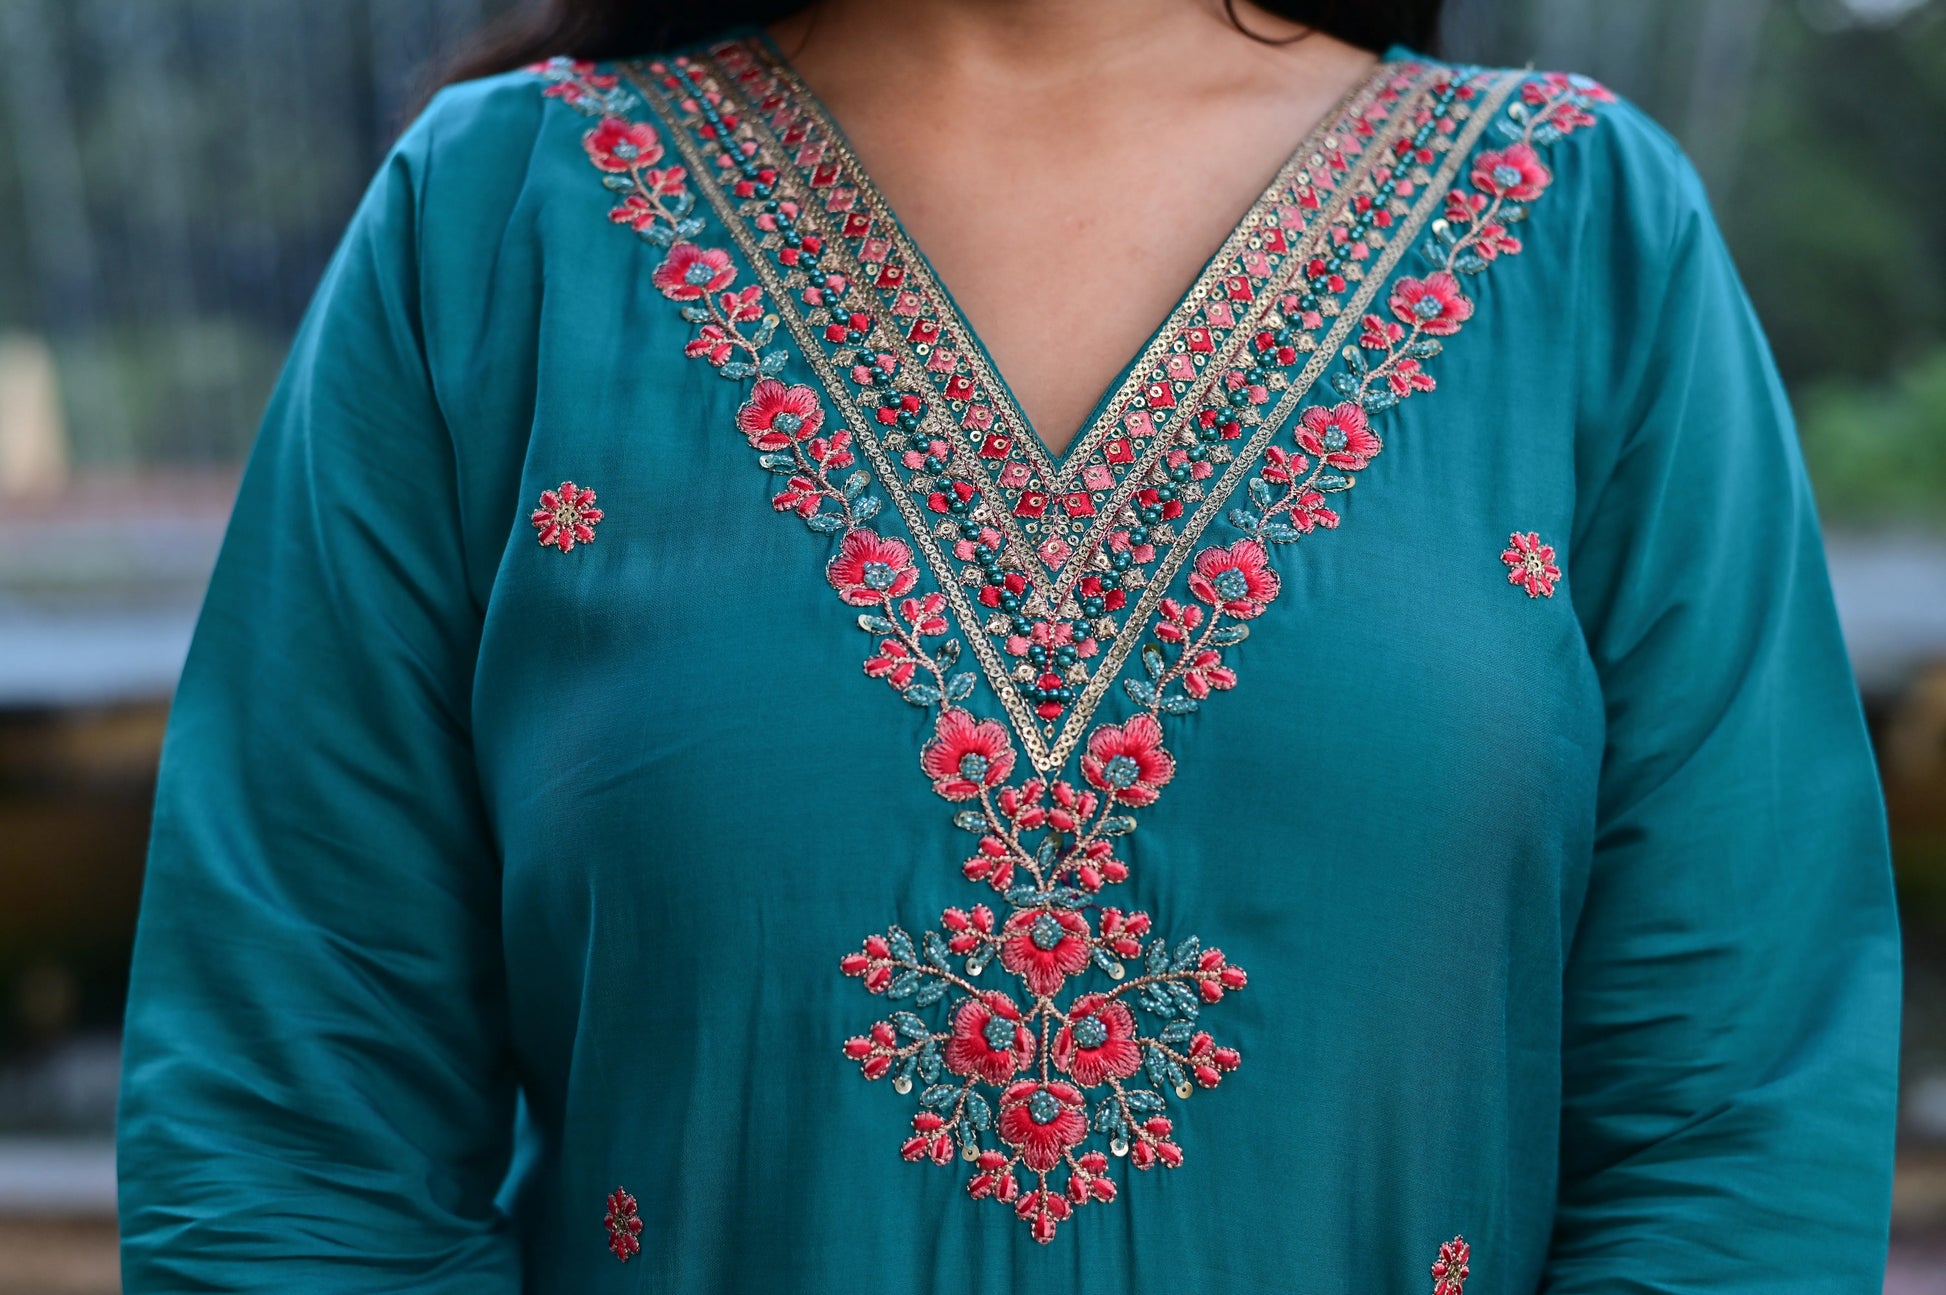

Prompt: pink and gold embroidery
xmin=535 ymin=47 xmax=1607 ymax=1244
xmin=1431 ymin=1234 xmax=1472 ymax=1293
xmin=656 ymin=42 xmax=1457 ymax=775
xmin=1501 ymin=530 xmax=1561 ymax=598
xmin=603 ymin=1187 xmax=641 ymax=1262
xmin=530 ymin=480 xmax=604 ymax=552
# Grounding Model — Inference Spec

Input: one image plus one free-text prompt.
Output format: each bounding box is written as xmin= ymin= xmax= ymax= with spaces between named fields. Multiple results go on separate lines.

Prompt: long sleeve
xmin=115 ymin=99 xmax=521 ymax=1292
xmin=1540 ymin=110 xmax=1903 ymax=1291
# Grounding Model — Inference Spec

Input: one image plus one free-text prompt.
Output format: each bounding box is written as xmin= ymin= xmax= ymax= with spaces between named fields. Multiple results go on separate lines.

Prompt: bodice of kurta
xmin=116 ymin=31 xmax=1903 ymax=1295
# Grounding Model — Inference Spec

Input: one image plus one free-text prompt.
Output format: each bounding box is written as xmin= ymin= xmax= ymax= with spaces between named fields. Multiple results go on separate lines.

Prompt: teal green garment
xmin=117 ymin=33 xmax=1902 ymax=1295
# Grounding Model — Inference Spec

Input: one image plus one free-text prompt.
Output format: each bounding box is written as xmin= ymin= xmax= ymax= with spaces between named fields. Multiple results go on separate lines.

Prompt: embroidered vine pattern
xmin=534 ymin=52 xmax=1606 ymax=1246
xmin=1228 ymin=72 xmax=1613 ymax=554
xmin=551 ymin=64 xmax=883 ymax=536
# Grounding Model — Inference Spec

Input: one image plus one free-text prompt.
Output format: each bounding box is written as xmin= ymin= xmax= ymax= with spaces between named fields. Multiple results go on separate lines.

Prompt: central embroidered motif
xmin=535 ymin=44 xmax=1608 ymax=1244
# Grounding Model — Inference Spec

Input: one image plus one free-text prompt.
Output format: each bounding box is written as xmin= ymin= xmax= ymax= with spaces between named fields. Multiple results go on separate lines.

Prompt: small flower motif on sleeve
xmin=1430 ymin=1234 xmax=1470 ymax=1294
xmin=531 ymin=480 xmax=603 ymax=552
xmin=1500 ymin=530 xmax=1561 ymax=598
xmin=603 ymin=1187 xmax=642 ymax=1262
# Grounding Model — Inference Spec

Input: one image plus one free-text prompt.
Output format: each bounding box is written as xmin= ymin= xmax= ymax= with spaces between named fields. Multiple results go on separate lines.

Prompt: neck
xmin=769 ymin=0 xmax=1337 ymax=103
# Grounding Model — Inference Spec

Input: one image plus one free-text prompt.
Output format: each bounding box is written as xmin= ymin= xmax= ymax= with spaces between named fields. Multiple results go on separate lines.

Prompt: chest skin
xmin=762 ymin=16 xmax=1385 ymax=455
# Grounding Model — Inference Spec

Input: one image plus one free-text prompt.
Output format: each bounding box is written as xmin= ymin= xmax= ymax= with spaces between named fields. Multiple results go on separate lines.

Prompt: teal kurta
xmin=116 ymin=31 xmax=1904 ymax=1294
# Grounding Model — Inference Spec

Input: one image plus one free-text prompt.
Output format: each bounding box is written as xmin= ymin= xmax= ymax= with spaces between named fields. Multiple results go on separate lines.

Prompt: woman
xmin=115 ymin=1 xmax=1903 ymax=1290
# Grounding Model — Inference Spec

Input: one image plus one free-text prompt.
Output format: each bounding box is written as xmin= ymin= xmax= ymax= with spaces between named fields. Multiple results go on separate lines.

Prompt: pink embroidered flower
xmin=999 ymin=908 xmax=1092 ymax=997
xmin=1289 ymin=490 xmax=1340 ymax=533
xmin=1471 ymin=142 xmax=1550 ymax=201
xmin=1431 ymin=1235 xmax=1471 ymax=1295
xmin=1051 ymin=995 xmax=1142 ymax=1087
xmin=652 ymin=243 xmax=736 ymax=300
xmin=583 ymin=117 xmax=664 ymax=173
xmin=1294 ymin=402 xmax=1383 ymax=470
xmin=826 ymin=529 xmax=919 ymax=605
xmin=719 ymin=285 xmax=764 ymax=323
xmin=736 ymin=379 xmax=824 ymax=450
xmin=1178 ymin=648 xmax=1237 ymax=699
xmin=920 ymin=708 xmax=1015 ymax=800
xmin=1501 ymin=530 xmax=1560 ymax=598
xmin=1390 ymin=271 xmax=1473 ymax=336
xmin=530 ymin=480 xmax=604 ymax=552
xmin=1526 ymin=71 xmax=1616 ymax=107
xmin=1080 ymin=714 xmax=1175 ymax=807
xmin=997 ymin=1081 xmax=1089 ymax=1172
xmin=944 ymin=992 xmax=1033 ymax=1084
xmin=1187 ymin=540 xmax=1280 ymax=619
xmin=604 ymin=1188 xmax=642 ymax=1262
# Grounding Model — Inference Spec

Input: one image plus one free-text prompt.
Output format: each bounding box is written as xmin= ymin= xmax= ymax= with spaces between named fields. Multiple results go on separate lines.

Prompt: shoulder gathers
xmin=1493 ymin=65 xmax=1713 ymax=253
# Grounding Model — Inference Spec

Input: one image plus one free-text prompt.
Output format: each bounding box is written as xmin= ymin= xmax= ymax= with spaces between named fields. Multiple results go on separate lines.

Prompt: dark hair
xmin=435 ymin=1 xmax=1445 ymax=91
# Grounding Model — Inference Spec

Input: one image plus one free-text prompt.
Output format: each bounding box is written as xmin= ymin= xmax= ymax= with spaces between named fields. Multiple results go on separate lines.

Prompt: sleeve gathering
xmin=115 ymin=91 xmax=525 ymax=1294
xmin=1540 ymin=106 xmax=1904 ymax=1292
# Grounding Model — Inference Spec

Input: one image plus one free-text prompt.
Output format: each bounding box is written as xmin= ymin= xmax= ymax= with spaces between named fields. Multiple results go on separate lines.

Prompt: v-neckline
xmin=631 ymin=41 xmax=1484 ymax=773
xmin=743 ymin=25 xmax=1402 ymax=471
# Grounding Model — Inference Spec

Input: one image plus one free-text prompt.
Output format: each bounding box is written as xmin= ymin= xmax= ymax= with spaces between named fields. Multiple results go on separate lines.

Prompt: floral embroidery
xmin=584 ymin=116 xmax=662 ymax=172
xmin=1186 ymin=540 xmax=1281 ymax=620
xmin=1389 ymin=270 xmax=1474 ymax=335
xmin=1472 ymin=142 xmax=1549 ymax=200
xmin=1296 ymin=401 xmax=1384 ymax=469
xmin=533 ymin=47 xmax=1608 ymax=1245
xmin=530 ymin=480 xmax=603 ymax=552
xmin=603 ymin=1187 xmax=642 ymax=1262
xmin=1430 ymin=1234 xmax=1471 ymax=1294
xmin=918 ymin=707 xmax=1014 ymax=799
xmin=1225 ymin=72 xmax=1609 ymax=577
xmin=641 ymin=43 xmax=1463 ymax=775
xmin=1501 ymin=530 xmax=1561 ymax=598
xmin=827 ymin=528 xmax=920 ymax=606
